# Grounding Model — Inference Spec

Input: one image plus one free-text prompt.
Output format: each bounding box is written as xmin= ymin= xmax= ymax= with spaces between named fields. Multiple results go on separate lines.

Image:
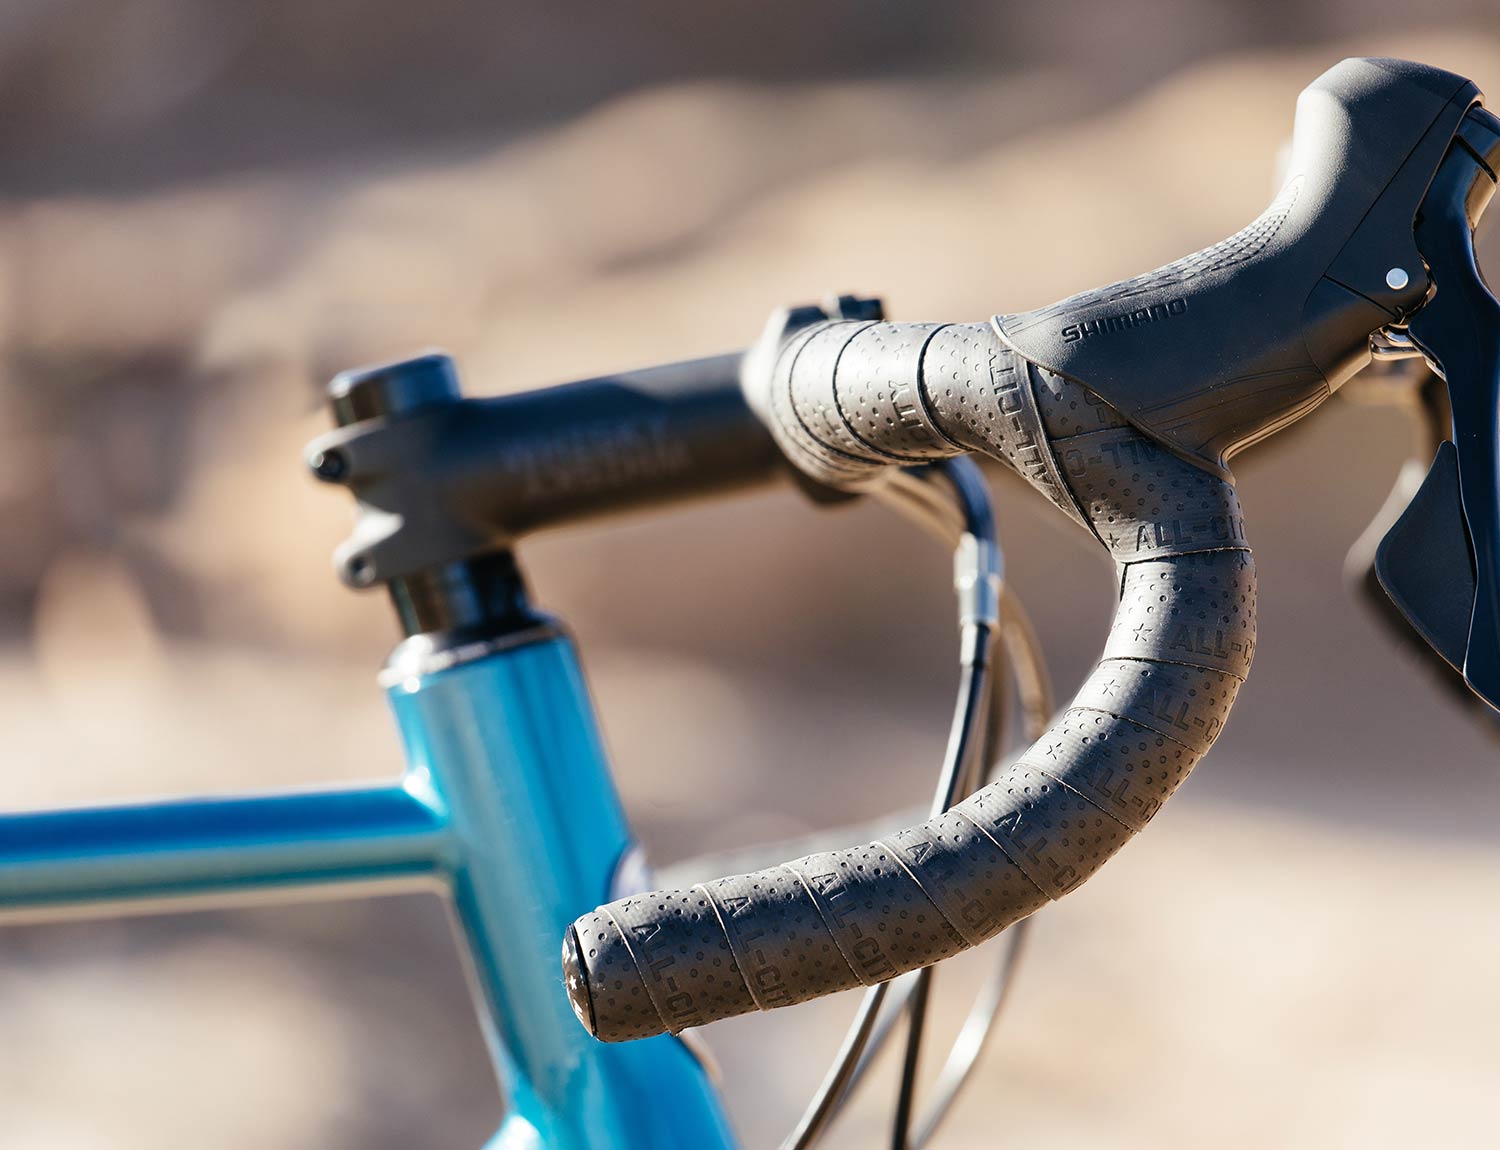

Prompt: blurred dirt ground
xmin=7 ymin=12 xmax=1500 ymax=1149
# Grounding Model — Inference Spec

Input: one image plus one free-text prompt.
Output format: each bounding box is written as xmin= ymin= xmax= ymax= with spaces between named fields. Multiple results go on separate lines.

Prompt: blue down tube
xmin=0 ymin=630 xmax=735 ymax=1150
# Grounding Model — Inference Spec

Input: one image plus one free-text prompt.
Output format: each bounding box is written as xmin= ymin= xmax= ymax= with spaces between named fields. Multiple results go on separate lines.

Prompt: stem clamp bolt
xmin=310 ymin=449 xmax=349 ymax=482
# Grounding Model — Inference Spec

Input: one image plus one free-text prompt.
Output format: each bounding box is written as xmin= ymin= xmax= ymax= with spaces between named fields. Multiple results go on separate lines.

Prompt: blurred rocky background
xmin=6 ymin=3 xmax=1500 ymax=1147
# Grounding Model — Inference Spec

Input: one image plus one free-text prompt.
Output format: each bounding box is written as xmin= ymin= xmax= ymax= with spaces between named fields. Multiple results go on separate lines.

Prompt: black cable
xmin=892 ymin=969 xmax=933 ymax=1150
xmin=890 ymin=627 xmax=993 ymax=1150
xmin=786 ymin=609 xmax=1041 ymax=1149
xmin=781 ymin=981 xmax=892 ymax=1149
xmin=782 ymin=640 xmax=992 ymax=1150
xmin=904 ymin=605 xmax=1030 ymax=1148
xmin=781 ymin=460 xmax=996 ymax=1150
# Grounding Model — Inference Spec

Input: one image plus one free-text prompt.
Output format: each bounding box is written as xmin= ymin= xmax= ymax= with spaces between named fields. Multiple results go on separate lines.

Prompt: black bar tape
xmin=699 ymin=871 xmax=860 ymax=1010
xmin=923 ymin=324 xmax=1090 ymax=530
xmin=765 ymin=320 xmax=887 ymax=487
xmin=565 ymin=321 xmax=1257 ymax=1042
xmin=832 ymin=323 xmax=957 ymax=462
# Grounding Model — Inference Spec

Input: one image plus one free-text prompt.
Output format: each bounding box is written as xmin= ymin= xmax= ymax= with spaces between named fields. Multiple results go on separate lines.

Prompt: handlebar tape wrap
xmin=565 ymin=321 xmax=1255 ymax=1041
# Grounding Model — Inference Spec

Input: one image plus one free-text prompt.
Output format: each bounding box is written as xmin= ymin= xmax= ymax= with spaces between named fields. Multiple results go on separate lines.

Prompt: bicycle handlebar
xmin=566 ymin=328 xmax=1253 ymax=1040
xmin=564 ymin=57 xmax=1500 ymax=1042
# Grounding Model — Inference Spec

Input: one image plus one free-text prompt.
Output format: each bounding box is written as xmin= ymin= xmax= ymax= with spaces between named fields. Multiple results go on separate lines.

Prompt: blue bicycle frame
xmin=0 ymin=618 xmax=737 ymax=1149
xmin=0 ymin=345 xmax=804 ymax=1148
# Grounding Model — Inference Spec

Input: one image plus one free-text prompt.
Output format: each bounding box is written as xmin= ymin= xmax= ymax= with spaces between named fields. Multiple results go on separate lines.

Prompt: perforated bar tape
xmin=564 ymin=321 xmax=1256 ymax=1041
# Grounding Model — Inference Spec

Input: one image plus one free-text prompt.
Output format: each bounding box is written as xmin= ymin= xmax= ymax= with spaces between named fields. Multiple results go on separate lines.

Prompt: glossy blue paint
xmin=0 ymin=784 xmax=448 ymax=914
xmin=388 ymin=631 xmax=735 ymax=1150
xmin=0 ymin=629 xmax=735 ymax=1149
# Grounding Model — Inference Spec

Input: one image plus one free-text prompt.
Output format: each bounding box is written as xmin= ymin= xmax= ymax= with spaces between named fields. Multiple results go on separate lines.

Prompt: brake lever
xmin=1339 ymin=365 xmax=1500 ymax=725
xmin=1377 ymin=105 xmax=1500 ymax=711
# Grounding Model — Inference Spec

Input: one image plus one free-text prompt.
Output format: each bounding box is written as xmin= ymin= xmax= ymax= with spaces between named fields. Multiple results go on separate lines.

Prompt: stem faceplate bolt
xmin=310 ymin=449 xmax=349 ymax=481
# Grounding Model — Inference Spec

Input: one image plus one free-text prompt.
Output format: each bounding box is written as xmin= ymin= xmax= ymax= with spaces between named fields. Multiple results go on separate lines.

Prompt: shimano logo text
xmin=1061 ymin=298 xmax=1187 ymax=343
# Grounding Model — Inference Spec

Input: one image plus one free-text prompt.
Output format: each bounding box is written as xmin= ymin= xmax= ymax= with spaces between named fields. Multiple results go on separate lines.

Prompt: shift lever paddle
xmin=1377 ymin=104 xmax=1500 ymax=711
